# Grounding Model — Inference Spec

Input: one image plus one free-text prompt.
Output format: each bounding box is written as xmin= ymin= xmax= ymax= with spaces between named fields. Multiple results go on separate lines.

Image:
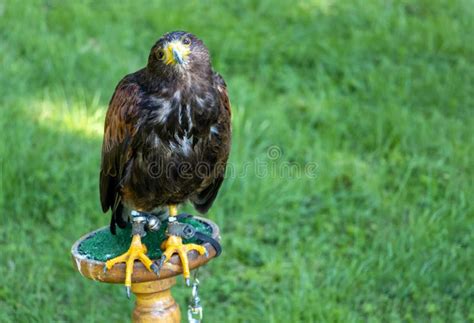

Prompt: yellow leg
xmin=105 ymin=234 xmax=158 ymax=297
xmin=157 ymin=205 xmax=207 ymax=285
xmin=169 ymin=204 xmax=178 ymax=216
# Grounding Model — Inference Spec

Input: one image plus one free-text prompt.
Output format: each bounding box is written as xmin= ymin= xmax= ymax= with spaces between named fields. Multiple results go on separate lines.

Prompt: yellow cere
xmin=163 ymin=40 xmax=191 ymax=65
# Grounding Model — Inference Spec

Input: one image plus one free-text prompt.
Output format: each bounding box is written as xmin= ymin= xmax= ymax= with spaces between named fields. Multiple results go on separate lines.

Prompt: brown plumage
xmin=100 ymin=31 xmax=231 ymax=234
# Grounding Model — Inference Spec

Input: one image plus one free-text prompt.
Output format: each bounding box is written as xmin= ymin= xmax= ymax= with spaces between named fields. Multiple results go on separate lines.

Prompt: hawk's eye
xmin=156 ymin=49 xmax=164 ymax=60
xmin=182 ymin=37 xmax=191 ymax=45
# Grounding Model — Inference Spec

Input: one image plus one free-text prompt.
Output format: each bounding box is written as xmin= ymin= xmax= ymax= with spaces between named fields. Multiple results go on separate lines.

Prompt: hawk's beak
xmin=172 ymin=47 xmax=184 ymax=65
xmin=164 ymin=41 xmax=189 ymax=65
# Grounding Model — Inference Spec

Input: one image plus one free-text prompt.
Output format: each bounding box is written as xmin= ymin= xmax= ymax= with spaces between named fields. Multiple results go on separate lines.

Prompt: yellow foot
xmin=104 ymin=234 xmax=159 ymax=297
xmin=157 ymin=235 xmax=207 ymax=286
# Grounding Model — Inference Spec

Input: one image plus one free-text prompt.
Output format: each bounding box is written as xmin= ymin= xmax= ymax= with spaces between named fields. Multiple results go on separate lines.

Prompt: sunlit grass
xmin=35 ymin=98 xmax=105 ymax=139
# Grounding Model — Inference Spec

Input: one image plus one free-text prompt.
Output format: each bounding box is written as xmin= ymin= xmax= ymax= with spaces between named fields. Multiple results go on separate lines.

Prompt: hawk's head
xmin=147 ymin=31 xmax=211 ymax=78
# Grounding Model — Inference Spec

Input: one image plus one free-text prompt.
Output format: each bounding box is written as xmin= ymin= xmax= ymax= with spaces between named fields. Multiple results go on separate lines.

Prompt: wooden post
xmin=132 ymin=278 xmax=180 ymax=323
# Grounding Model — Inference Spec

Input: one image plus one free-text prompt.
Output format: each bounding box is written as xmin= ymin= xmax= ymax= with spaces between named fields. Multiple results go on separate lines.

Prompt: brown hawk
xmin=100 ymin=31 xmax=231 ymax=294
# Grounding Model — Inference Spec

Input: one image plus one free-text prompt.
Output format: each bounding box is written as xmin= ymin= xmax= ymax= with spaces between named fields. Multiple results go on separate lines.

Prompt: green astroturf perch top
xmin=78 ymin=217 xmax=213 ymax=262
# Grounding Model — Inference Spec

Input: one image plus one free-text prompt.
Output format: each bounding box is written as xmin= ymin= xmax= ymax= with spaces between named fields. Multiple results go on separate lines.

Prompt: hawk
xmin=100 ymin=31 xmax=231 ymax=293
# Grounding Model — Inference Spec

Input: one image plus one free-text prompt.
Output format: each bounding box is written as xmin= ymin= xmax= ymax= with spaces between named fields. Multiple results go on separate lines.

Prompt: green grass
xmin=1 ymin=0 xmax=473 ymax=321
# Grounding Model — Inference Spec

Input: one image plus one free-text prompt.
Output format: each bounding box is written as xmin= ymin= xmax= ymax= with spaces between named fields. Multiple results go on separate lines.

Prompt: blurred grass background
xmin=0 ymin=0 xmax=473 ymax=321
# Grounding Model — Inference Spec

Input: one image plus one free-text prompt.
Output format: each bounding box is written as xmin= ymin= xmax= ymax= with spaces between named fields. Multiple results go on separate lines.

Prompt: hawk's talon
xmin=103 ymin=264 xmax=108 ymax=273
xmin=104 ymin=234 xmax=154 ymax=298
xmin=153 ymin=255 xmax=167 ymax=277
xmin=185 ymin=278 xmax=191 ymax=287
xmin=159 ymin=254 xmax=167 ymax=265
xmin=160 ymin=234 xmax=207 ymax=283
xmin=150 ymin=263 xmax=160 ymax=276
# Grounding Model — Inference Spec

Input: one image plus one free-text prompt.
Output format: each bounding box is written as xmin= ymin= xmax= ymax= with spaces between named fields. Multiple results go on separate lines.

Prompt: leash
xmin=175 ymin=213 xmax=221 ymax=323
xmin=176 ymin=213 xmax=222 ymax=257
xmin=187 ymin=267 xmax=203 ymax=323
xmin=140 ymin=212 xmax=221 ymax=322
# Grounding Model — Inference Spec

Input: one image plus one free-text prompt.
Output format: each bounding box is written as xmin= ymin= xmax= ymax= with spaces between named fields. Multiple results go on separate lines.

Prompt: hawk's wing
xmin=192 ymin=73 xmax=232 ymax=213
xmin=100 ymin=79 xmax=142 ymax=233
